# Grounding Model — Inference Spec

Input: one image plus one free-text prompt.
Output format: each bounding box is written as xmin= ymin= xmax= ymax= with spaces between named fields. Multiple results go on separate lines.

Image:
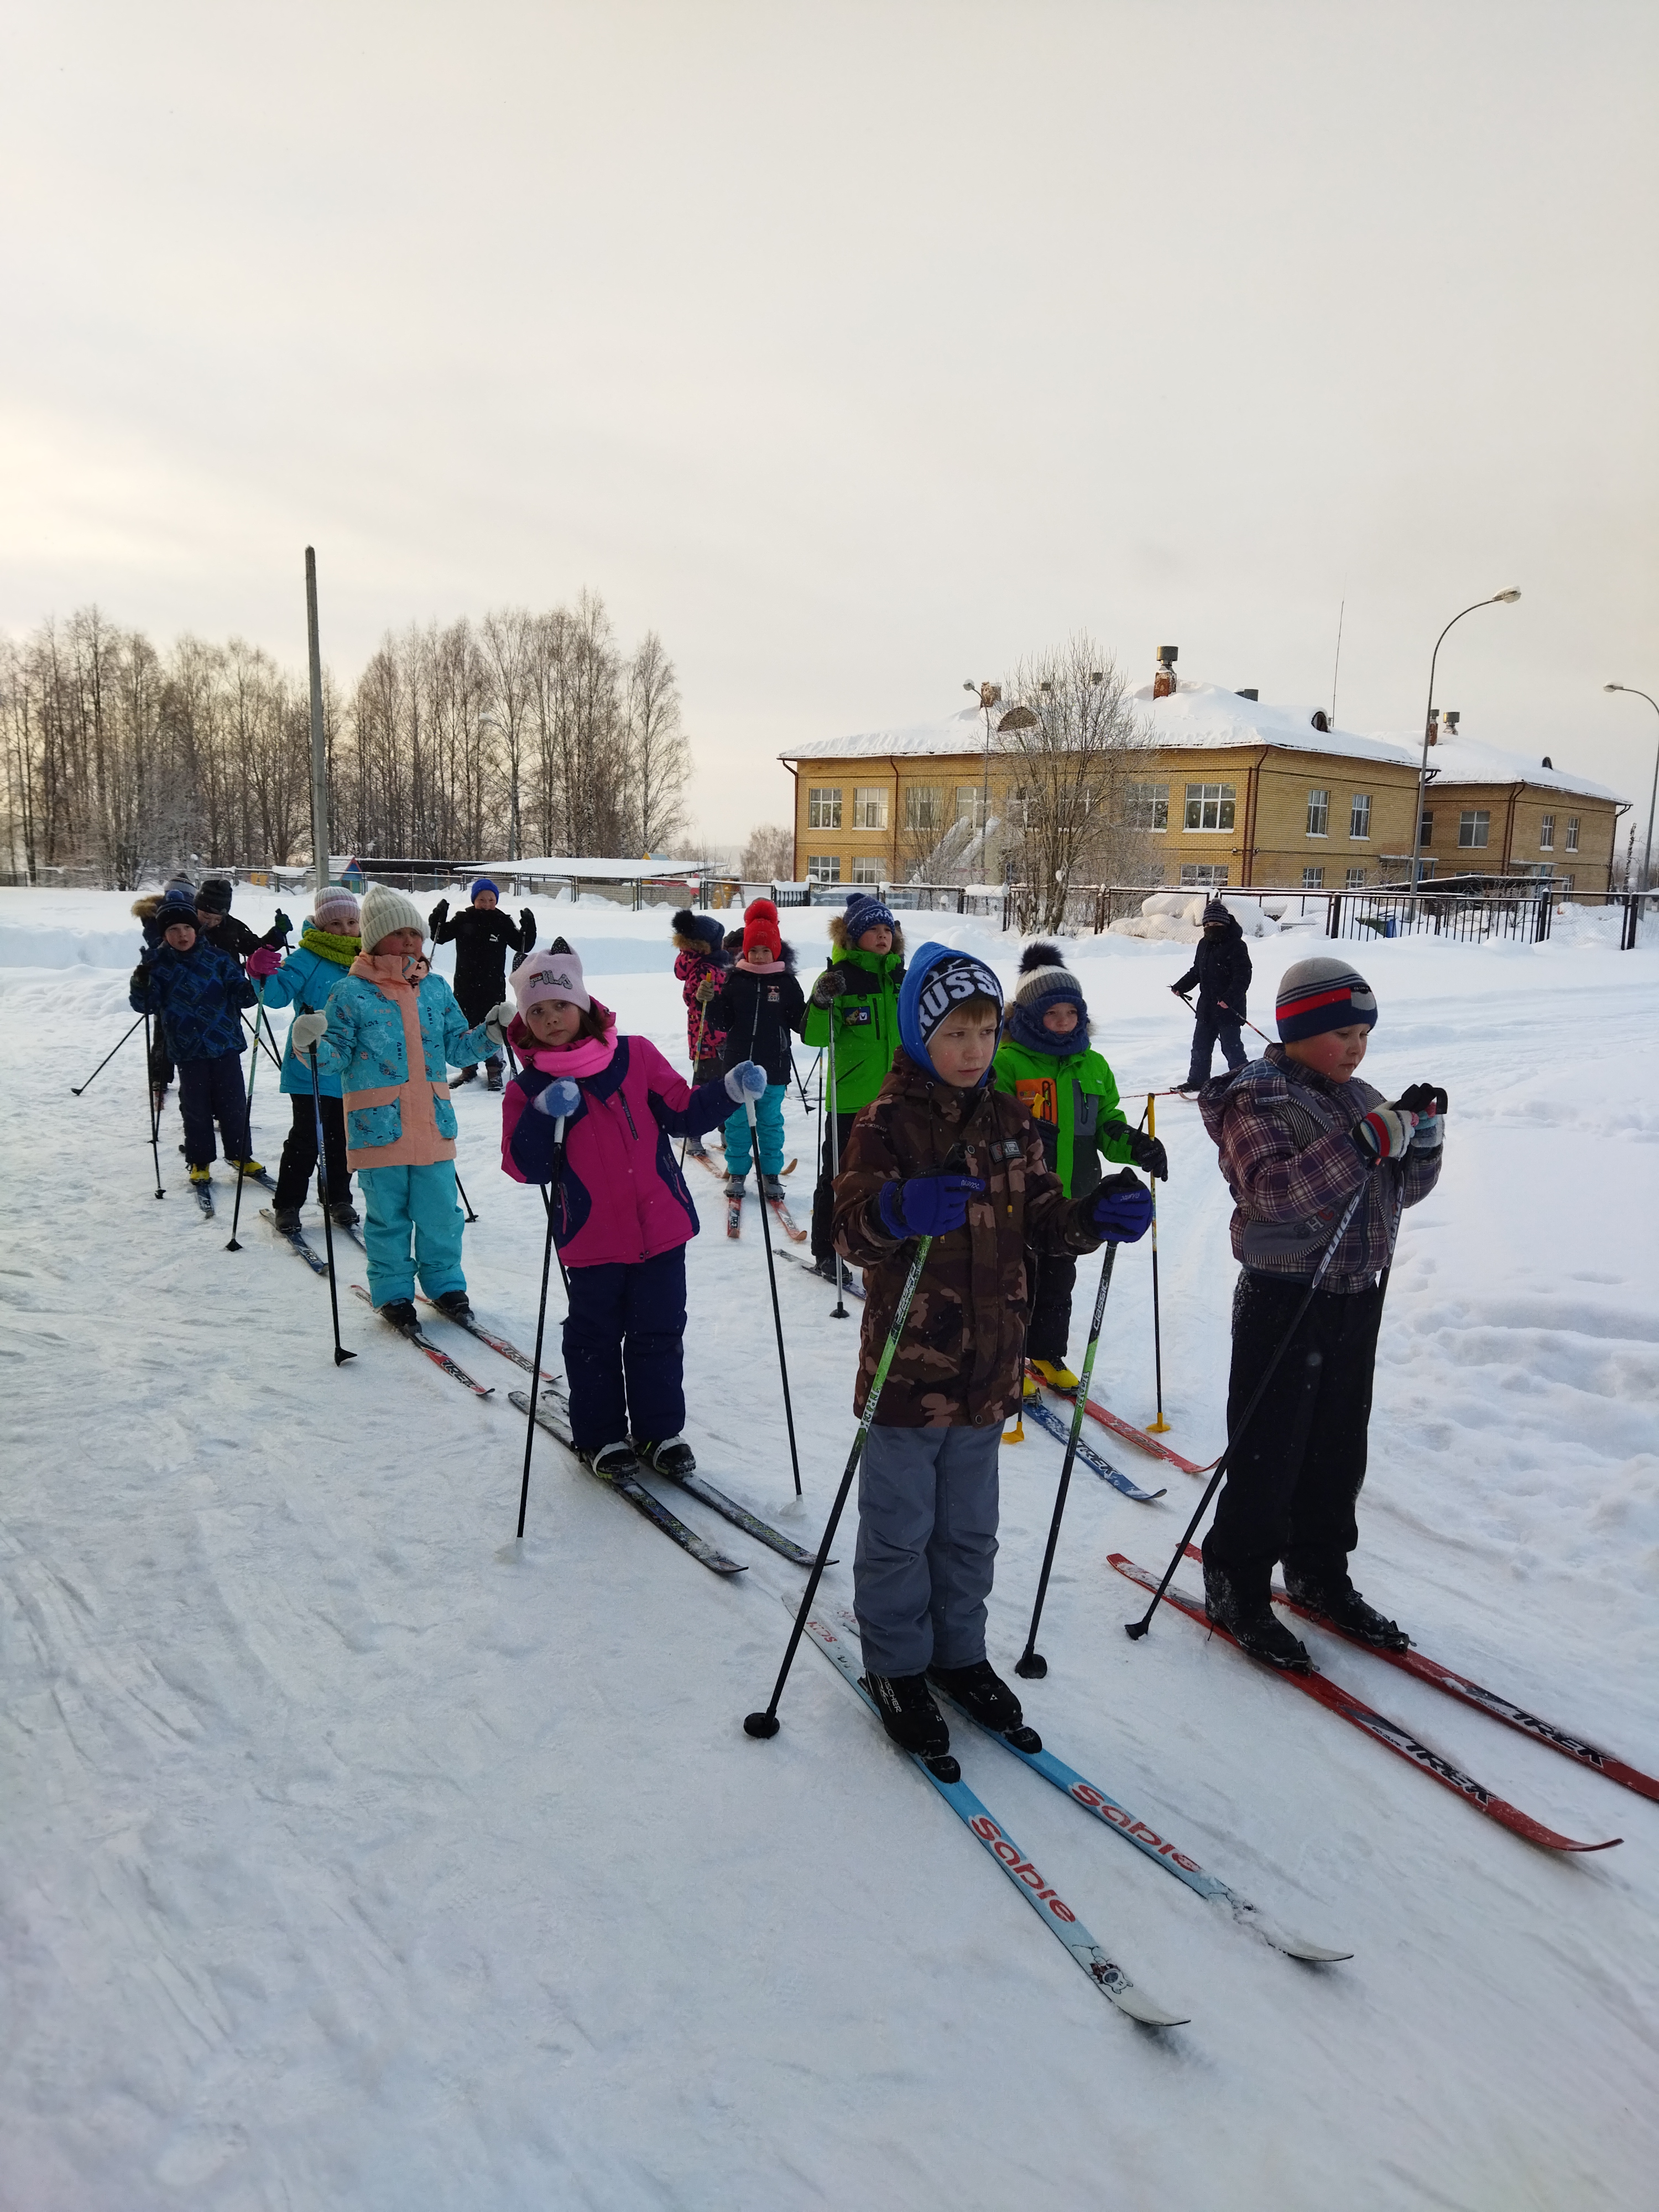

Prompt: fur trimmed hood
xmin=827 ymin=911 xmax=905 ymax=958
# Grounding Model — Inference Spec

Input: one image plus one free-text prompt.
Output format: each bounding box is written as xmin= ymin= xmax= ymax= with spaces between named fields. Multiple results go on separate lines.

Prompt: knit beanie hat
xmin=312 ymin=884 xmax=361 ymax=934
xmin=672 ymin=907 xmax=726 ymax=956
xmin=358 ymin=881 xmax=428 ymax=951
xmin=843 ymin=888 xmax=896 ymax=941
xmin=742 ymin=898 xmax=782 ymax=959
xmin=1202 ymin=900 xmax=1232 ymax=926
xmin=196 ymin=876 xmax=234 ymax=914
xmin=898 ymin=942 xmax=1004 ymax=1081
xmin=1011 ymin=941 xmax=1086 ymax=1014
xmin=471 ymin=877 xmax=500 ymax=903
xmin=154 ymin=891 xmax=200 ymax=936
xmin=1275 ymin=956 xmax=1379 ymax=1043
xmin=513 ymin=942 xmax=591 ymax=1015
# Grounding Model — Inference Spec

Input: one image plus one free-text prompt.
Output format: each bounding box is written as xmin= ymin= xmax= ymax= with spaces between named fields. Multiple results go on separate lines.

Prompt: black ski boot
xmin=927 ymin=1660 xmax=1040 ymax=1750
xmin=634 ymin=1436 xmax=697 ymax=1480
xmin=583 ymin=1439 xmax=644 ymax=1481
xmin=1204 ymin=1558 xmax=1312 ymax=1673
xmin=329 ymin=1201 xmax=359 ymax=1229
xmin=272 ymin=1204 xmax=302 ymax=1235
xmin=378 ymin=1298 xmax=418 ymax=1330
xmin=432 ymin=1288 xmax=473 ymax=1322
xmin=1285 ymin=1571 xmax=1410 ymax=1651
xmin=864 ymin=1671 xmax=951 ymax=1759
xmin=810 ymin=1252 xmax=839 ymax=1281
xmin=486 ymin=1061 xmax=504 ymax=1093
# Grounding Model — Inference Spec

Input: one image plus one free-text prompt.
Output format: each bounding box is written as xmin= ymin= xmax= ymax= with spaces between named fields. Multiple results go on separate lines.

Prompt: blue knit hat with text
xmin=843 ymin=888 xmax=896 ymax=941
xmin=898 ymin=941 xmax=1004 ymax=1082
xmin=1275 ymin=956 xmax=1378 ymax=1043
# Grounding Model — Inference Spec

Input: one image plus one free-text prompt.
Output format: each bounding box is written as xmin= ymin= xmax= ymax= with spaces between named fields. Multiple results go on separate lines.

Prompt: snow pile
xmin=1109 ymin=891 xmax=1289 ymax=943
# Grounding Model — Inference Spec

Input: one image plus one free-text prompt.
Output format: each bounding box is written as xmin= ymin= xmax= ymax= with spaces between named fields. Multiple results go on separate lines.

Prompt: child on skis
xmin=707 ymin=899 xmax=805 ymax=1206
xmin=499 ymin=940 xmax=766 ymax=1481
xmin=832 ymin=943 xmax=1154 ymax=1758
xmin=1172 ymin=899 xmax=1253 ymax=1093
xmin=128 ymin=886 xmax=260 ymax=1190
xmin=670 ymin=908 xmax=731 ymax=1165
xmin=429 ymin=877 xmax=536 ymax=1091
xmin=1197 ymin=954 xmax=1446 ymax=1669
xmin=194 ymin=877 xmax=291 ymax=964
xmin=245 ymin=883 xmax=363 ymax=1234
xmin=993 ymin=943 xmax=1167 ymax=1394
xmin=802 ymin=889 xmax=906 ymax=1280
xmin=289 ymin=884 xmax=501 ymax=1326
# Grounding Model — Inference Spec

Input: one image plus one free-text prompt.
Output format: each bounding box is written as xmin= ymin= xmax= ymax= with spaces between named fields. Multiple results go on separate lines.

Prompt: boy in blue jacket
xmin=129 ymin=889 xmax=259 ymax=1188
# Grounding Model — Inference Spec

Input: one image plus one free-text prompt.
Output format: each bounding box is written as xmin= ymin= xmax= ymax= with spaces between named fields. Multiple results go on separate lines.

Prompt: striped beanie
xmin=1275 ymin=957 xmax=1378 ymax=1043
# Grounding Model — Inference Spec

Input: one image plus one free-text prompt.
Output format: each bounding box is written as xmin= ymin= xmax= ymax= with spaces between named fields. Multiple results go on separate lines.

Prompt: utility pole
xmin=305 ymin=547 xmax=330 ymax=891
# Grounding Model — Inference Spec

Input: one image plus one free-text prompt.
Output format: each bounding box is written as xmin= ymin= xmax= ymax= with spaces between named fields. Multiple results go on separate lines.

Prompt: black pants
xmin=1186 ymin=1001 xmax=1246 ymax=1086
xmin=178 ymin=1052 xmax=249 ymax=1168
xmin=1203 ymin=1271 xmax=1385 ymax=1610
xmin=274 ymin=1092 xmax=352 ymax=1212
xmin=1026 ymin=1249 xmax=1078 ymax=1364
xmin=811 ymin=1110 xmax=859 ymax=1260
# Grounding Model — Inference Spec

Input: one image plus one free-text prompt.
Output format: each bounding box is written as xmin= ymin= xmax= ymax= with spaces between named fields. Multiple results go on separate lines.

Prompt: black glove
xmin=1124 ymin=1126 xmax=1168 ymax=1181
xmin=272 ymin=909 xmax=293 ymax=942
xmin=811 ymin=968 xmax=851 ymax=1008
xmin=129 ymin=963 xmax=149 ymax=998
xmin=519 ymin=907 xmax=535 ymax=948
xmin=1395 ymin=1083 xmax=1449 ymax=1117
xmin=429 ymin=898 xmax=449 ymax=933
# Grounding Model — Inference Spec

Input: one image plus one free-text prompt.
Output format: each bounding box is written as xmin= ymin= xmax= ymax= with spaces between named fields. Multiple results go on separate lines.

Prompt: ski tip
xmin=1108 ymin=1983 xmax=1191 ymax=2029
xmin=1279 ymin=1940 xmax=1354 ymax=1963
xmin=1555 ymin=1834 xmax=1624 ymax=1853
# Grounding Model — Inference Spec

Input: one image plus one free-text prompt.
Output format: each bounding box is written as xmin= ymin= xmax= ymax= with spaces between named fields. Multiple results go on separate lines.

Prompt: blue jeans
xmin=563 ymin=1244 xmax=688 ymax=1451
xmin=723 ymin=1082 xmax=786 ymax=1177
xmin=854 ymin=1421 xmax=1002 ymax=1677
xmin=357 ymin=1160 xmax=466 ymax=1307
xmin=1186 ymin=1001 xmax=1246 ymax=1086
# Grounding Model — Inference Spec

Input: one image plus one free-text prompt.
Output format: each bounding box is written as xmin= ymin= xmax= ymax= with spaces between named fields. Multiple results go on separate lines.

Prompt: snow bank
xmin=1109 ymin=891 xmax=1289 ymax=943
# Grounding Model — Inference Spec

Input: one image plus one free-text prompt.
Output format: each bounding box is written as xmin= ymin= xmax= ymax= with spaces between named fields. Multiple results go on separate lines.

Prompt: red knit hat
xmin=742 ymin=898 xmax=782 ymax=958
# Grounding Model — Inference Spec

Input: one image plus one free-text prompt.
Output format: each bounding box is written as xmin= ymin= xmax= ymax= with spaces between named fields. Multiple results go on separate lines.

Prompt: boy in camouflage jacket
xmin=832 ymin=942 xmax=1153 ymax=1759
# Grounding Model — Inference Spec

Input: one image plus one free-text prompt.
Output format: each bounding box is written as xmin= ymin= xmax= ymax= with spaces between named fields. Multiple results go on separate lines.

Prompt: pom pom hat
xmin=843 ymin=888 xmax=896 ymax=940
xmin=1011 ymin=941 xmax=1085 ymax=1014
xmin=1275 ymin=956 xmax=1378 ymax=1044
xmin=672 ymin=907 xmax=726 ymax=955
xmin=358 ymin=882 xmax=428 ymax=951
xmin=898 ymin=942 xmax=1004 ymax=1082
xmin=153 ymin=891 xmax=199 ymax=936
xmin=513 ymin=945 xmax=592 ymax=1016
xmin=312 ymin=884 xmax=361 ymax=933
xmin=742 ymin=898 xmax=782 ymax=959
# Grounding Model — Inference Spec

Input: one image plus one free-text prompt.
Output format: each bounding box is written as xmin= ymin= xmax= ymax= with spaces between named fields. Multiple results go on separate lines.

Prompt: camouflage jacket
xmin=832 ymin=1049 xmax=1101 ymax=1428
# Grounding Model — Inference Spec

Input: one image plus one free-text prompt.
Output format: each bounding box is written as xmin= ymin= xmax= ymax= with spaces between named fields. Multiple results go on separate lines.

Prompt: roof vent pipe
xmin=1443 ymin=710 xmax=1460 ymax=735
xmin=1236 ymin=687 xmax=1259 ymax=701
xmin=1153 ymin=646 xmax=1178 ymax=701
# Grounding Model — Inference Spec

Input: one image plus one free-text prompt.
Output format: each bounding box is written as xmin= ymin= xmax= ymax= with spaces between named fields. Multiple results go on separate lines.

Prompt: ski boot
xmin=864 ymin=1671 xmax=951 ymax=1759
xmin=187 ymin=1164 xmax=212 ymax=1186
xmin=634 ymin=1436 xmax=697 ymax=1480
xmin=1284 ymin=1571 xmax=1410 ymax=1651
xmin=431 ymin=1288 xmax=473 ymax=1322
xmin=232 ymin=1156 xmax=264 ymax=1177
xmin=328 ymin=1201 xmax=359 ymax=1229
xmin=486 ymin=1062 xmax=503 ymax=1093
xmin=450 ymin=1065 xmax=478 ymax=1088
xmin=583 ymin=1439 xmax=644 ymax=1481
xmin=1022 ymin=1369 xmax=1041 ymax=1401
xmin=1031 ymin=1358 xmax=1081 ymax=1392
xmin=272 ymin=1205 xmax=302 ymax=1235
xmin=377 ymin=1298 xmax=418 ymax=1329
xmin=761 ymin=1175 xmax=785 ymax=1202
xmin=1204 ymin=1558 xmax=1312 ymax=1673
xmin=810 ymin=1251 xmax=839 ymax=1281
xmin=723 ymin=1173 xmax=746 ymax=1200
xmin=927 ymin=1660 xmax=1038 ymax=1748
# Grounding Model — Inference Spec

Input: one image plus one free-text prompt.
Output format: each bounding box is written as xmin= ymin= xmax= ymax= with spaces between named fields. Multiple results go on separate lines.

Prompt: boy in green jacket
xmin=802 ymin=890 xmax=906 ymax=1277
xmin=992 ymin=943 xmax=1167 ymax=1389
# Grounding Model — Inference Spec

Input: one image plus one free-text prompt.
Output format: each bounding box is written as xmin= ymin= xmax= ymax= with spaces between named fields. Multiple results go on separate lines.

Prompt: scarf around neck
xmin=1006 ymin=1001 xmax=1092 ymax=1057
xmin=518 ymin=1023 xmax=619 ymax=1079
xmin=302 ymin=922 xmax=361 ymax=967
xmin=739 ymin=956 xmax=789 ymax=977
xmin=351 ymin=950 xmax=418 ymax=988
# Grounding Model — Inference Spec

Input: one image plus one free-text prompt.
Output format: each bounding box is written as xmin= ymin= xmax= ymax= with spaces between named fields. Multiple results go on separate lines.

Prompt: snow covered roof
xmin=1363 ymin=733 xmax=1625 ymax=805
xmin=473 ymin=855 xmax=704 ymax=878
xmin=780 ymin=706 xmax=993 ymax=763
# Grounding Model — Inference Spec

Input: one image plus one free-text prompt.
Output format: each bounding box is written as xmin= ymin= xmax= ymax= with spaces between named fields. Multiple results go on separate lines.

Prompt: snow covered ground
xmin=3 ymin=884 xmax=1657 ymax=2211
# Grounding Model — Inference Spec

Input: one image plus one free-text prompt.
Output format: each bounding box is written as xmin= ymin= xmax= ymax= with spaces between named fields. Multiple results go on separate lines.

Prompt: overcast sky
xmin=3 ymin=1 xmax=1656 ymax=848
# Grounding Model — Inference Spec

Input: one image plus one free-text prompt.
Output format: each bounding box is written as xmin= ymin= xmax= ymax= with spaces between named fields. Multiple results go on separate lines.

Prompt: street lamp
xmin=1604 ymin=683 xmax=1659 ymax=901
xmin=1408 ymin=590 xmax=1521 ymax=888
xmin=964 ymin=681 xmax=1003 ymax=863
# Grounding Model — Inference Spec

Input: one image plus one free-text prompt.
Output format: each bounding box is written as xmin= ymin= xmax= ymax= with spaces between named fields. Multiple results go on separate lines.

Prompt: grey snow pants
xmin=854 ymin=1421 xmax=1002 ymax=1677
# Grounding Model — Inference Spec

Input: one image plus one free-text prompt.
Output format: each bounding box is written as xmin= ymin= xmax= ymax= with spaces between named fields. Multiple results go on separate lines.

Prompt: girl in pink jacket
xmin=500 ymin=941 xmax=764 ymax=1482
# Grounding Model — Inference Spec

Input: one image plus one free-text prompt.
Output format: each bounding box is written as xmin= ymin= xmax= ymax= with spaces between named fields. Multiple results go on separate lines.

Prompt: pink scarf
xmin=351 ymin=951 xmax=416 ymax=989
xmin=518 ymin=1022 xmax=619 ymax=1079
xmin=739 ymin=956 xmax=789 ymax=975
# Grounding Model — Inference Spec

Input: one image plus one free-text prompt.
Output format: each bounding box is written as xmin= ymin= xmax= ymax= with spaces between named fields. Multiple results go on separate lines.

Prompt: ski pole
xmin=225 ymin=980 xmax=269 ymax=1253
xmin=516 ymin=1117 xmax=567 ymax=1540
xmin=141 ymin=998 xmax=165 ymax=1200
xmin=1123 ymin=1181 xmax=1366 ymax=1643
xmin=1145 ymin=1093 xmax=1170 ymax=1434
xmin=744 ymin=1231 xmax=934 ymax=1739
xmin=1216 ymin=998 xmax=1274 ymax=1048
xmin=310 ymin=1045 xmax=357 ymax=1366
xmin=748 ymin=1094 xmax=804 ymax=1498
xmin=1015 ymin=1177 xmax=1139 ymax=1678
xmin=243 ymin=1010 xmax=284 ymax=1071
xmin=827 ymin=1018 xmax=848 ymax=1320
xmin=72 ymin=1012 xmax=144 ymax=1097
xmin=455 ymin=1168 xmax=478 ymax=1224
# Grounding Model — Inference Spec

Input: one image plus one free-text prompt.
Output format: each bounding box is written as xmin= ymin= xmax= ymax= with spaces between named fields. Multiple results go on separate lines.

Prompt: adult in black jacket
xmin=1172 ymin=900 xmax=1254 ymax=1090
xmin=429 ymin=878 xmax=536 ymax=1089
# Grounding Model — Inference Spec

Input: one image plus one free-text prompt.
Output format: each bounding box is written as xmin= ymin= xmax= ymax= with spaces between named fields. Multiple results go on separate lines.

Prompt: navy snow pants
xmin=563 ymin=1244 xmax=688 ymax=1452
xmin=178 ymin=1050 xmax=249 ymax=1167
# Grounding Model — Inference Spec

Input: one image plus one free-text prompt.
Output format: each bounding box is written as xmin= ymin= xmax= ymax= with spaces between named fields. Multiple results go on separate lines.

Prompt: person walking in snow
xmin=831 ymin=943 xmax=1154 ymax=1759
xmin=246 ymin=883 xmax=363 ymax=1233
xmin=669 ymin=909 xmax=731 ymax=1164
xmin=288 ymin=884 xmax=501 ymax=1326
xmin=707 ymin=898 xmax=805 ymax=1204
xmin=499 ymin=940 xmax=766 ymax=1483
xmin=429 ymin=878 xmax=536 ymax=1092
xmin=128 ymin=887 xmax=262 ymax=1192
xmin=1196 ymin=955 xmax=1446 ymax=1669
xmin=1173 ymin=899 xmax=1253 ymax=1093
xmin=194 ymin=877 xmax=291 ymax=965
xmin=993 ymin=943 xmax=1168 ymax=1394
xmin=801 ymin=889 xmax=906 ymax=1280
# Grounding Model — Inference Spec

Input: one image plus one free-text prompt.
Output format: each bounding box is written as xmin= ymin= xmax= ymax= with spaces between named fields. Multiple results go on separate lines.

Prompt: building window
xmin=1420 ymin=809 xmax=1434 ymax=846
xmin=1419 ymin=858 xmax=1437 ymax=880
xmin=1458 ymin=810 xmax=1490 ymax=849
xmin=807 ymin=786 xmax=842 ymax=831
xmin=1349 ymin=793 xmax=1371 ymax=839
xmin=1306 ymin=789 xmax=1330 ymax=837
xmin=903 ymin=785 xmax=941 ymax=832
xmin=851 ymin=856 xmax=883 ymax=885
xmin=1122 ymin=781 xmax=1170 ymax=832
xmin=955 ymin=786 xmax=987 ymax=830
xmin=1006 ymin=784 xmax=1035 ymax=828
xmin=852 ymin=785 xmax=889 ymax=831
xmin=1183 ymin=782 xmax=1235 ymax=832
xmin=1566 ymin=815 xmax=1579 ymax=852
xmin=1538 ymin=813 xmax=1554 ymax=850
xmin=806 ymin=853 xmax=842 ymax=884
xmin=1303 ymin=866 xmax=1325 ymax=890
xmin=1179 ymin=863 xmax=1229 ymax=888
xmin=1345 ymin=867 xmax=1367 ymax=888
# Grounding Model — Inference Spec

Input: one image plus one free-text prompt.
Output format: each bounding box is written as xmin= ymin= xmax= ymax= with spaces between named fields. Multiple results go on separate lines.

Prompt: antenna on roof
xmin=1330 ymin=592 xmax=1345 ymax=725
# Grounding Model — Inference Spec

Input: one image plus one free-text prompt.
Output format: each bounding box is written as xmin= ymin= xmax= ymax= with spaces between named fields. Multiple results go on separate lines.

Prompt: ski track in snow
xmin=2 ymin=886 xmax=1657 ymax=2211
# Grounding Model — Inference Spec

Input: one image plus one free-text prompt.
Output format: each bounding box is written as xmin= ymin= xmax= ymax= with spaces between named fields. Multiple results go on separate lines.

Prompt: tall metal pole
xmin=1408 ymin=592 xmax=1520 ymax=890
xmin=305 ymin=547 xmax=330 ymax=893
xmin=1604 ymin=687 xmax=1659 ymax=900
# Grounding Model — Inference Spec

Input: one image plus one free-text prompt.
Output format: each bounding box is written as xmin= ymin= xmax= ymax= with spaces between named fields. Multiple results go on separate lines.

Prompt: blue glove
xmin=878 ymin=1172 xmax=985 ymax=1238
xmin=1091 ymin=1173 xmax=1153 ymax=1243
xmin=532 ymin=1077 xmax=582 ymax=1120
xmin=724 ymin=1060 xmax=766 ymax=1102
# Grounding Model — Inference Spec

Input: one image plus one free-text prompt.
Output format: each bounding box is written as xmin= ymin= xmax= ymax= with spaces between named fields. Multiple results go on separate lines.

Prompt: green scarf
xmin=300 ymin=922 xmax=361 ymax=967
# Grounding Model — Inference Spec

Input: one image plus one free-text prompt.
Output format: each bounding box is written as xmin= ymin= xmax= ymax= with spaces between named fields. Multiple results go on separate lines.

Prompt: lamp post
xmin=1603 ymin=684 xmax=1659 ymax=901
xmin=1408 ymin=590 xmax=1521 ymax=888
